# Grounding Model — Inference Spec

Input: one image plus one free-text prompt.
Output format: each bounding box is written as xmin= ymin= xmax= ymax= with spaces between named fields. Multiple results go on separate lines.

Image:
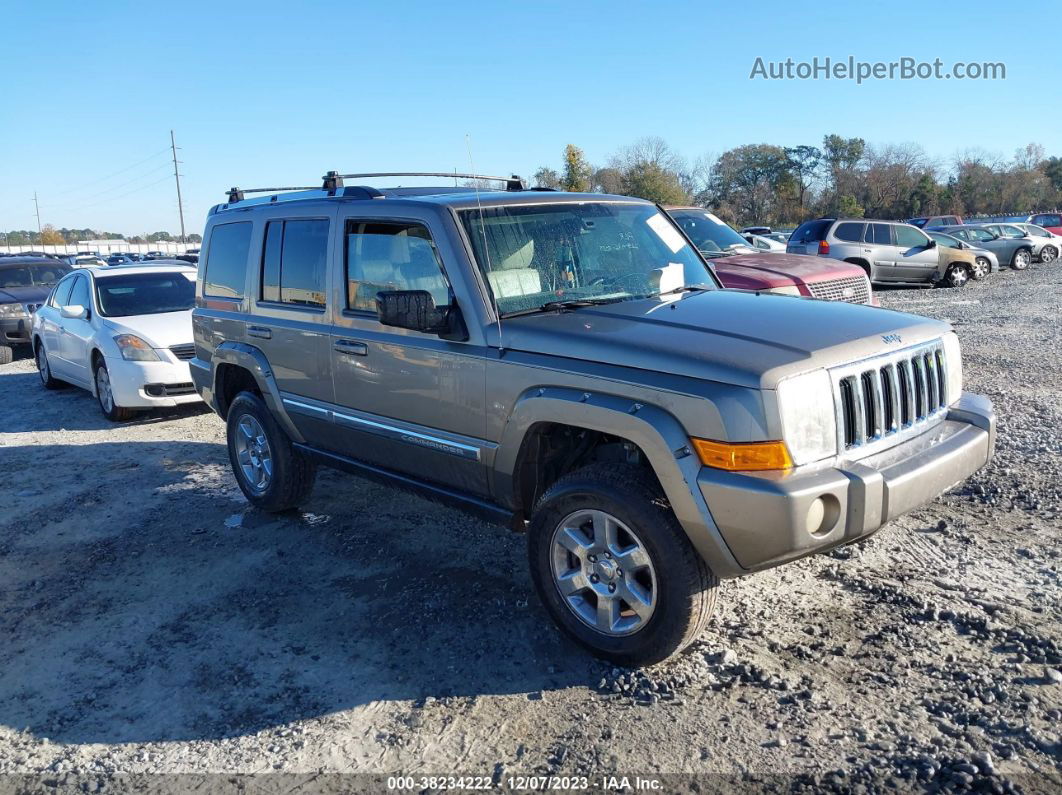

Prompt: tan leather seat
xmin=485 ymin=238 xmax=541 ymax=299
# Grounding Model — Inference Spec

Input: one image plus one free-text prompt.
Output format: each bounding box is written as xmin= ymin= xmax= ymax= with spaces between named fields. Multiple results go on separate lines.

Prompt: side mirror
xmin=925 ymin=240 xmax=936 ymax=249
xmin=376 ymin=290 xmax=467 ymax=341
xmin=60 ymin=304 xmax=88 ymax=320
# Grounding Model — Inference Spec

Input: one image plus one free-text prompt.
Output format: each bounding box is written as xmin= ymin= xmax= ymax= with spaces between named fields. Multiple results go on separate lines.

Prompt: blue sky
xmin=1 ymin=0 xmax=1057 ymax=236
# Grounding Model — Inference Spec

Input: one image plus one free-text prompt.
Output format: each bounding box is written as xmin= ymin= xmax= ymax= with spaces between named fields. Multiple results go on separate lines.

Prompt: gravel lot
xmin=0 ymin=263 xmax=1059 ymax=793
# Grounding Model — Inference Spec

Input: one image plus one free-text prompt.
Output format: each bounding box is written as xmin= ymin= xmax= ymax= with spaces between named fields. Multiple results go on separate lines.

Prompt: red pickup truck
xmin=668 ymin=208 xmax=875 ymax=305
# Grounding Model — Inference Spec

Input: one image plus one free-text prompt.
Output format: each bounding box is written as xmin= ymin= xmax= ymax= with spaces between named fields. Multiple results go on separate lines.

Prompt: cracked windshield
xmin=460 ymin=203 xmax=716 ymax=316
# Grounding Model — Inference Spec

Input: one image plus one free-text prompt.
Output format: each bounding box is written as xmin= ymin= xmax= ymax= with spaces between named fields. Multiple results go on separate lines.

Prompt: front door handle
xmin=334 ymin=339 xmax=368 ymax=356
xmin=247 ymin=326 xmax=272 ymax=340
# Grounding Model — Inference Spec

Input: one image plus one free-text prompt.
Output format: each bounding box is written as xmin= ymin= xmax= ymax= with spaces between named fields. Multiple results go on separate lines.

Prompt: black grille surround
xmin=806 ymin=274 xmax=872 ymax=304
xmin=168 ymin=343 xmax=195 ymax=361
xmin=832 ymin=340 xmax=949 ymax=452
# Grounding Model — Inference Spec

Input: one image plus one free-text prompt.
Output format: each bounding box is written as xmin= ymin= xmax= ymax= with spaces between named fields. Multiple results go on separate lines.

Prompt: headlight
xmin=777 ymin=369 xmax=838 ymax=465
xmin=941 ymin=332 xmax=962 ymax=404
xmin=0 ymin=302 xmax=28 ymax=317
xmin=114 ymin=334 xmax=160 ymax=362
xmin=764 ymin=285 xmax=802 ymax=297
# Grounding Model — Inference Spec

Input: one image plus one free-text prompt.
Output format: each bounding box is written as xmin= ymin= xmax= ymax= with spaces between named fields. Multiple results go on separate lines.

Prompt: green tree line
xmin=1 ymin=227 xmax=202 ymax=246
xmin=533 ymin=138 xmax=1062 ymax=228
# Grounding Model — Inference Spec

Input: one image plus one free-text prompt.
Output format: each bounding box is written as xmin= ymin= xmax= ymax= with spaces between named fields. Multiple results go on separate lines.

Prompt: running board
xmin=293 ymin=443 xmax=513 ymax=527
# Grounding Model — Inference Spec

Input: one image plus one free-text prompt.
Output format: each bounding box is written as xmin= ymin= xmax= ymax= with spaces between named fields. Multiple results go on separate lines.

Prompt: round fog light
xmin=806 ymin=494 xmax=841 ymax=537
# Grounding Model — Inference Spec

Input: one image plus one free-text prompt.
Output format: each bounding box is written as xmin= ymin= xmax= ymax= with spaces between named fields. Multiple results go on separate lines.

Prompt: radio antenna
xmin=466 ymin=134 xmax=504 ymax=355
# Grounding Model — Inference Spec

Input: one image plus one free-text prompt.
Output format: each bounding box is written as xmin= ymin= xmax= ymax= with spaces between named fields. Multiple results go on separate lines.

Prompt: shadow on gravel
xmin=0 ymin=441 xmax=593 ymax=745
xmin=0 ymin=370 xmax=213 ymax=431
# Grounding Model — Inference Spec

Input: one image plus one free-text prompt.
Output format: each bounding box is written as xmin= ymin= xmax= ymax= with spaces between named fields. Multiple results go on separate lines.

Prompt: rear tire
xmin=527 ymin=464 xmax=717 ymax=667
xmin=1040 ymin=245 xmax=1057 ymax=264
xmin=226 ymin=391 xmax=317 ymax=512
xmin=971 ymin=258 xmax=990 ymax=280
xmin=1011 ymin=249 xmax=1031 ymax=270
xmin=94 ymin=360 xmax=135 ymax=421
xmin=0 ymin=345 xmax=12 ymax=365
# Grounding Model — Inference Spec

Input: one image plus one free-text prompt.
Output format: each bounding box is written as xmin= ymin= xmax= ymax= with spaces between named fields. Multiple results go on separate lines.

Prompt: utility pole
xmin=170 ymin=130 xmax=186 ymax=244
xmin=33 ymin=192 xmax=42 ymax=241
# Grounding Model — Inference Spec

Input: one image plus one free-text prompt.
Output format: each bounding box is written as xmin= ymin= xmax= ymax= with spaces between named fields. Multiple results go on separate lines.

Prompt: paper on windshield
xmin=646 ymin=212 xmax=686 ymax=254
xmin=655 ymin=262 xmax=685 ymax=294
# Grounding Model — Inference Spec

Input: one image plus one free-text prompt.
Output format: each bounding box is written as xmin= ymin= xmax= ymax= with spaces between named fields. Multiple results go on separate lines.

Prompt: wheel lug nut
xmin=608 ymin=583 xmax=616 ymax=593
xmin=617 ymin=569 xmax=623 ymax=577
xmin=588 ymin=555 xmax=596 ymax=563
xmin=604 ymin=552 xmax=611 ymax=558
xmin=590 ymin=574 xmax=599 ymax=583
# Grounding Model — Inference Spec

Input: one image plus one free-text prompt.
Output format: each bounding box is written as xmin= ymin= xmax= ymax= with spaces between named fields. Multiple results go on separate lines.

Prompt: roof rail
xmin=336 ymin=172 xmax=527 ymax=191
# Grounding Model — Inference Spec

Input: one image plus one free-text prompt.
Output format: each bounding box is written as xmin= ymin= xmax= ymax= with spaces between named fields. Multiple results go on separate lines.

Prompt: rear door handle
xmin=334 ymin=339 xmax=368 ymax=356
xmin=247 ymin=326 xmax=272 ymax=340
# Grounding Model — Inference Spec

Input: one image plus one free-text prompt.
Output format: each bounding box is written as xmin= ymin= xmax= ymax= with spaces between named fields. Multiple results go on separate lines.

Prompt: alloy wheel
xmin=549 ymin=509 xmax=657 ymax=636
xmin=973 ymin=258 xmax=989 ymax=279
xmin=1042 ymin=246 xmax=1058 ymax=264
xmin=234 ymin=414 xmax=273 ymax=493
xmin=38 ymin=347 xmax=50 ymax=384
xmin=96 ymin=366 xmax=113 ymax=412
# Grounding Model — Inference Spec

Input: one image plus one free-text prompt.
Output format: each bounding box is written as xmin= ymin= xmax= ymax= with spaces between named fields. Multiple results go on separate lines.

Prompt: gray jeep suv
xmin=190 ymin=173 xmax=995 ymax=665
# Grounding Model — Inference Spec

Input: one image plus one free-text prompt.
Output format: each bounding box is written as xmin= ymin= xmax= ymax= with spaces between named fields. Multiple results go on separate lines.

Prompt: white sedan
xmin=742 ymin=233 xmax=787 ymax=254
xmin=31 ymin=263 xmax=202 ymax=420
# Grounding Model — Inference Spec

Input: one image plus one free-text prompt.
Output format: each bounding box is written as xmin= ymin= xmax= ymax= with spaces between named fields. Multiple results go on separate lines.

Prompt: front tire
xmin=527 ymin=464 xmax=717 ymax=666
xmin=0 ymin=345 xmax=12 ymax=365
xmin=972 ymin=257 xmax=990 ymax=280
xmin=1040 ymin=245 xmax=1057 ymax=264
xmin=226 ymin=391 xmax=317 ymax=512
xmin=36 ymin=342 xmax=65 ymax=389
xmin=94 ymin=360 xmax=135 ymax=421
xmin=1011 ymin=249 xmax=1031 ymax=270
xmin=942 ymin=263 xmax=969 ymax=288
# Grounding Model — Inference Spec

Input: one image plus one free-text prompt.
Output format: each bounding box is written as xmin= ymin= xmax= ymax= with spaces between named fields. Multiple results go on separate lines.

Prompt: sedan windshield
xmin=95 ymin=271 xmax=194 ymax=317
xmin=459 ymin=203 xmax=716 ymax=316
xmin=667 ymin=209 xmax=754 ymax=255
xmin=0 ymin=264 xmax=71 ymax=289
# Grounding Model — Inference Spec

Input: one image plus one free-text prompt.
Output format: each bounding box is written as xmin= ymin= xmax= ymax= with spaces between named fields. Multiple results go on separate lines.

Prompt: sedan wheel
xmin=94 ymin=361 xmax=134 ymax=421
xmin=1012 ymin=249 xmax=1031 ymax=270
xmin=972 ymin=258 xmax=990 ymax=280
xmin=944 ymin=264 xmax=969 ymax=288
xmin=1041 ymin=245 xmax=1058 ymax=264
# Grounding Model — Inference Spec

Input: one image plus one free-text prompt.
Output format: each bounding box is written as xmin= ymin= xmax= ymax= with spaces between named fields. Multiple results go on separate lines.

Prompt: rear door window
xmin=866 ymin=223 xmax=892 ymax=245
xmin=203 ymin=221 xmax=252 ymax=299
xmin=259 ymin=218 xmax=329 ymax=308
xmin=834 ymin=222 xmax=865 ymax=242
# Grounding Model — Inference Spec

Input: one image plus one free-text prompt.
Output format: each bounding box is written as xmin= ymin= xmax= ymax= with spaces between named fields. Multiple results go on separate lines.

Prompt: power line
xmin=50 ymin=146 xmax=172 ymax=196
xmin=45 ymin=174 xmax=174 ymax=217
xmin=41 ymin=161 xmax=172 ymax=210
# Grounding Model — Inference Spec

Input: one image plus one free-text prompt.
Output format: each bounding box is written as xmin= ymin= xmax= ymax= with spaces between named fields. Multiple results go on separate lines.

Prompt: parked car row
xmin=11 ymin=174 xmax=999 ymax=666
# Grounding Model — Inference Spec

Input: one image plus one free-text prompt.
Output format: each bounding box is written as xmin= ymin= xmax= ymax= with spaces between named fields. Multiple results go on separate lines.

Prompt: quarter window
xmin=260 ymin=218 xmax=329 ymax=308
xmin=834 ymin=222 xmax=865 ymax=242
xmin=50 ymin=275 xmax=76 ymax=307
xmin=344 ymin=221 xmax=451 ymax=314
xmin=204 ymin=221 xmax=252 ymax=299
xmin=894 ymin=225 xmax=929 ymax=249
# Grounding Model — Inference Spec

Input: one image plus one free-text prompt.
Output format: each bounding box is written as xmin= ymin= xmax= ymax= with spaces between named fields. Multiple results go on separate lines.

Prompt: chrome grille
xmin=807 ymin=275 xmax=872 ymax=304
xmin=168 ymin=343 xmax=195 ymax=361
xmin=833 ymin=341 xmax=948 ymax=451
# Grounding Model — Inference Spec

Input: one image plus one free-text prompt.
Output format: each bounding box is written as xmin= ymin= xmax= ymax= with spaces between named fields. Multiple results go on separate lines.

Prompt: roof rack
xmin=225 ymin=171 xmax=528 ymax=205
xmin=337 ymin=172 xmax=527 ymax=191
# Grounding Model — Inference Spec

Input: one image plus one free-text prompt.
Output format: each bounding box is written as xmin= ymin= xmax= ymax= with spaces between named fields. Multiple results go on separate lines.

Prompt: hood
xmin=712 ymin=253 xmax=864 ymax=288
xmin=103 ymin=310 xmax=193 ymax=349
xmin=501 ymin=290 xmax=948 ymax=390
xmin=0 ymin=285 xmax=51 ymax=304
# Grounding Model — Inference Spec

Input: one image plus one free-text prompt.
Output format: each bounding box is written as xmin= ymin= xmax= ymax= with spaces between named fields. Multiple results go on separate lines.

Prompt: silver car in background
xmin=1015 ymin=223 xmax=1060 ymax=263
xmin=931 ymin=224 xmax=1035 ymax=271
xmin=926 ymin=231 xmax=997 ymax=280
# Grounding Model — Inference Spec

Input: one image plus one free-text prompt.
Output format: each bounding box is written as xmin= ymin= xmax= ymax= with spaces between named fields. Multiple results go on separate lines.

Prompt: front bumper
xmin=104 ymin=355 xmax=203 ymax=408
xmin=0 ymin=316 xmax=32 ymax=346
xmin=698 ymin=392 xmax=995 ymax=572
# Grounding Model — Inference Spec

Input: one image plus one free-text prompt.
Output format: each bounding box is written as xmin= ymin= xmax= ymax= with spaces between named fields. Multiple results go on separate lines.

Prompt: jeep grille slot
xmin=806 ymin=275 xmax=872 ymax=304
xmin=835 ymin=340 xmax=948 ymax=452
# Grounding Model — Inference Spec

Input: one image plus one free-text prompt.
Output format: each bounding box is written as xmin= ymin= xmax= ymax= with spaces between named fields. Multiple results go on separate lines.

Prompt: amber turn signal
xmin=691 ymin=438 xmax=794 ymax=472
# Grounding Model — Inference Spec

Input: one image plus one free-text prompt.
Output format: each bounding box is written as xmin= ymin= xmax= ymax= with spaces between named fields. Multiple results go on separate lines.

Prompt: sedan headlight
xmin=941 ymin=332 xmax=963 ymax=404
xmin=114 ymin=334 xmax=160 ymax=362
xmin=0 ymin=302 xmax=28 ymax=317
xmin=764 ymin=285 xmax=802 ymax=297
xmin=777 ymin=369 xmax=838 ymax=465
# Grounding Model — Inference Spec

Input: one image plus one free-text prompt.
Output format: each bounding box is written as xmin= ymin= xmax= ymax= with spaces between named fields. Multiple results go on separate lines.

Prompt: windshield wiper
xmin=656 ymin=284 xmax=713 ymax=298
xmin=501 ymin=297 xmax=627 ymax=318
